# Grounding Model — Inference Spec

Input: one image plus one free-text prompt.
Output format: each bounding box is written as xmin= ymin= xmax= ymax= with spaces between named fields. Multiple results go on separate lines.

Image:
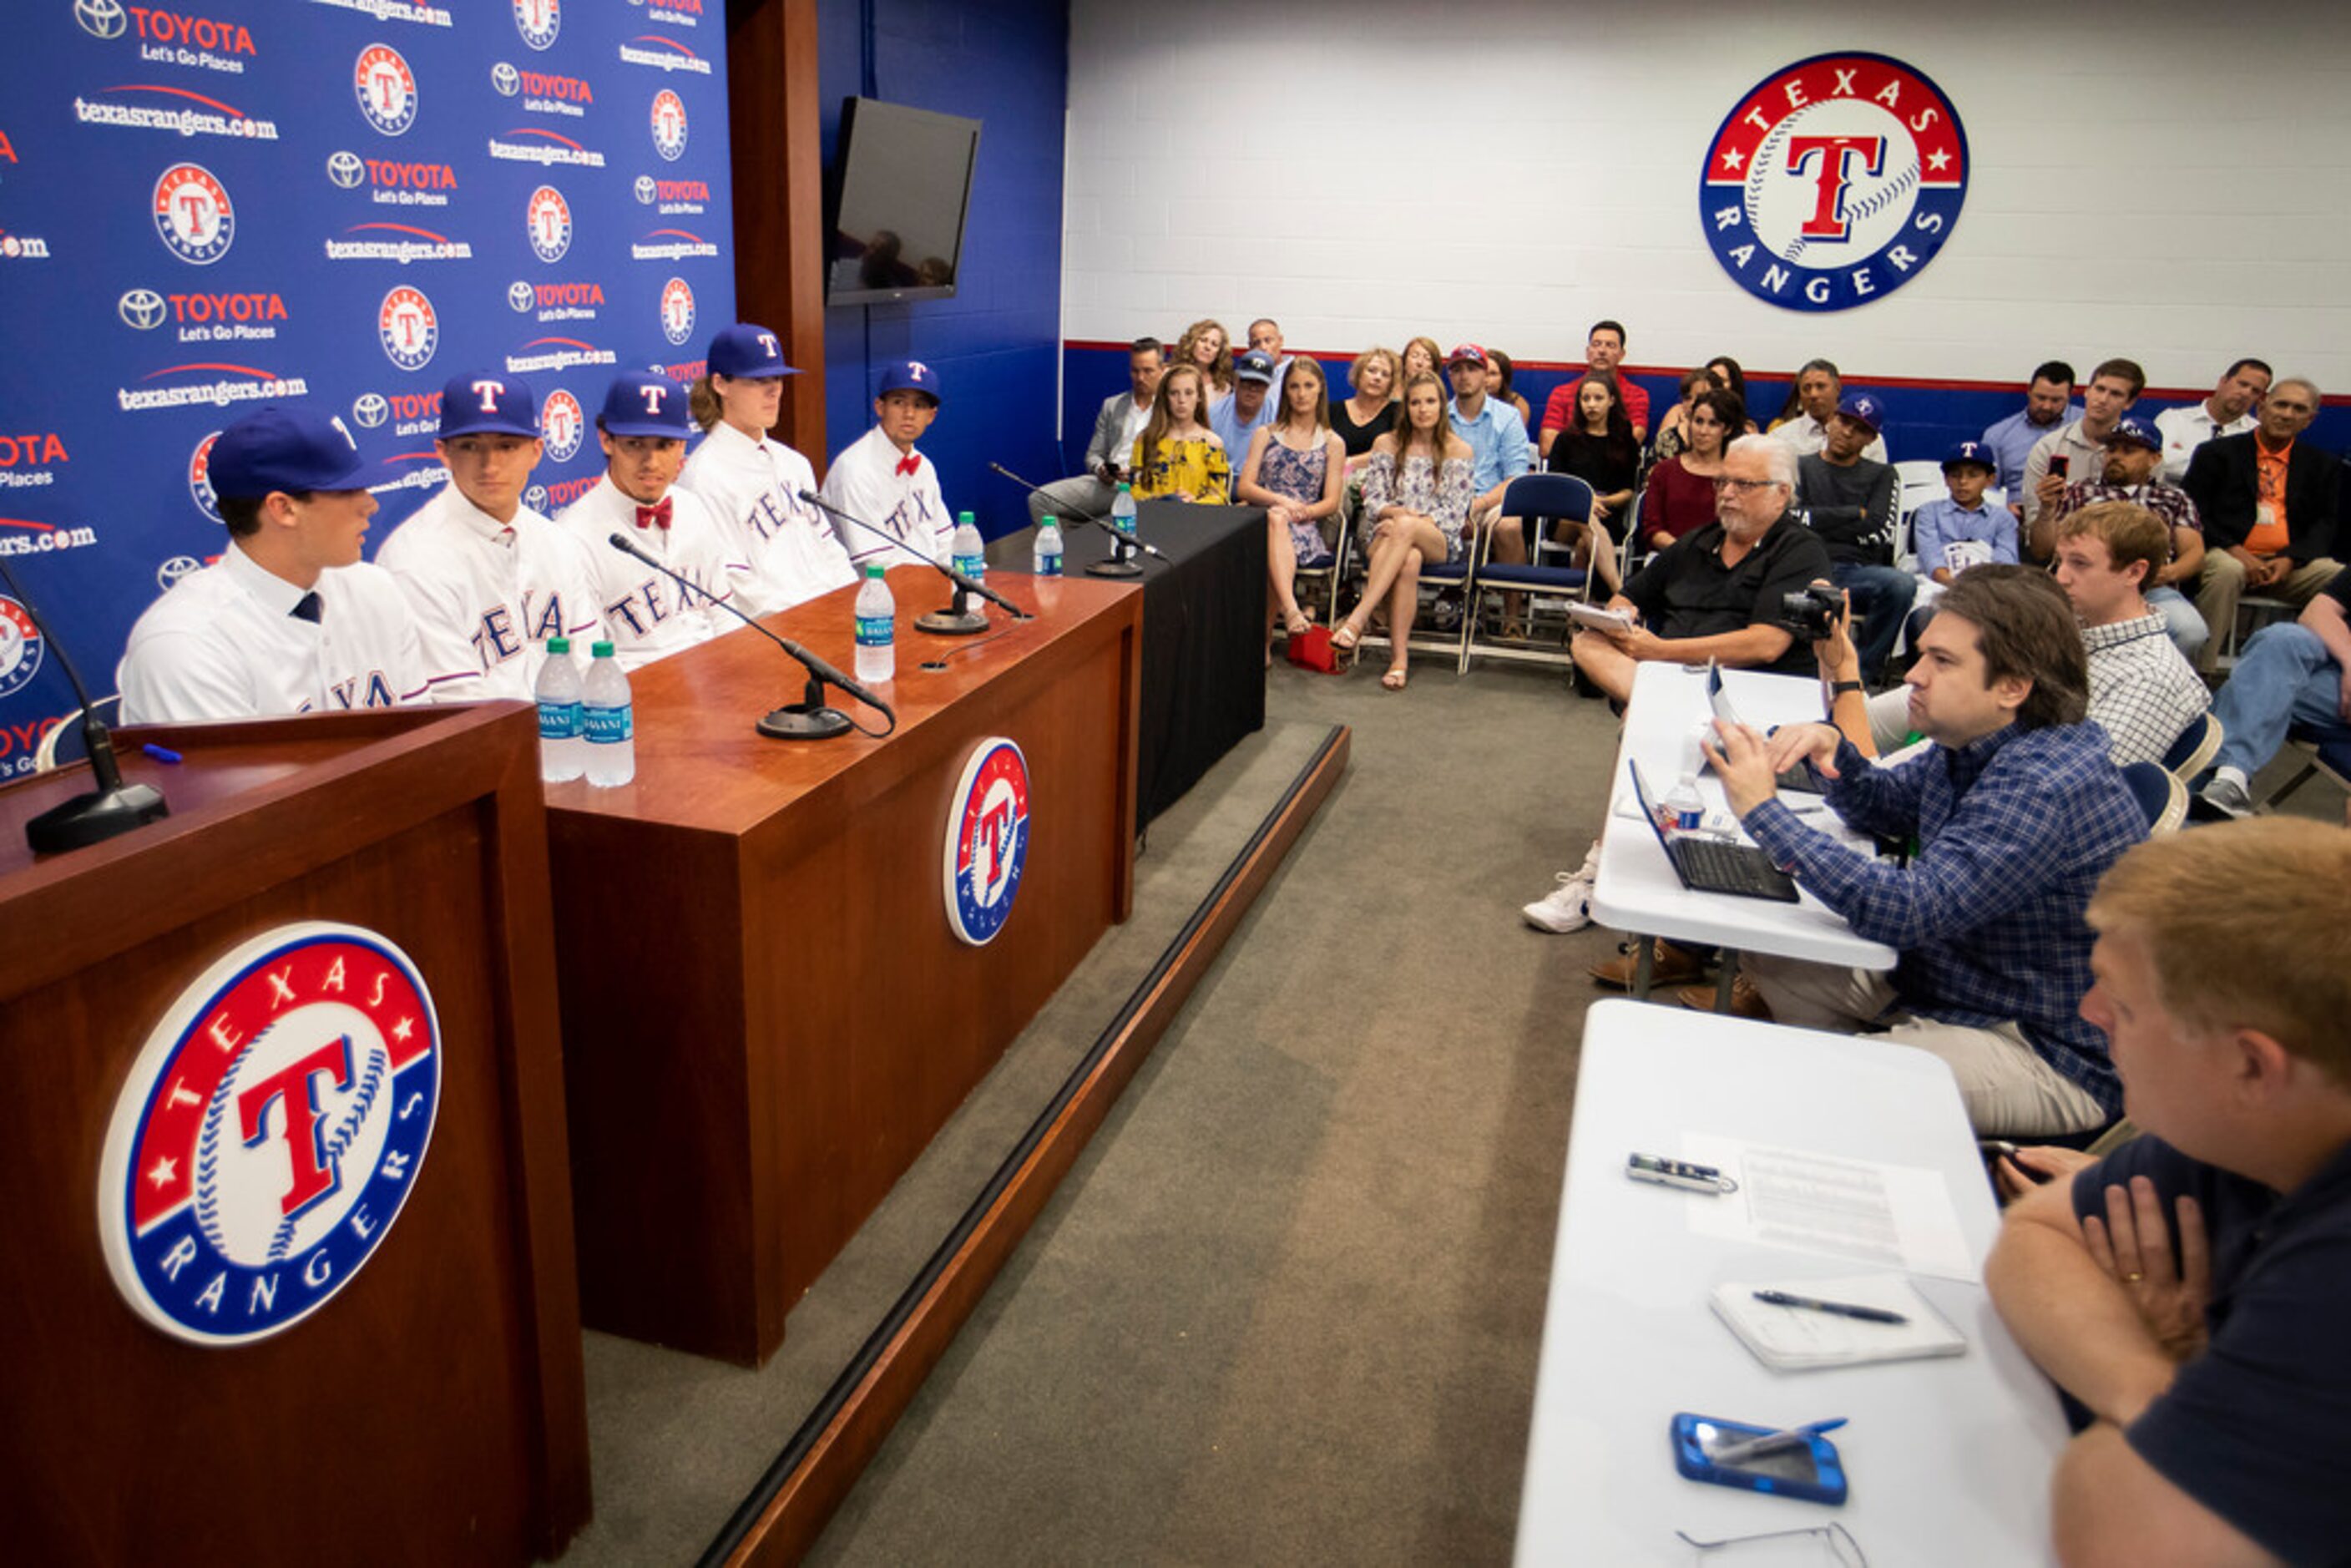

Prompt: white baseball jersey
xmin=373 ymin=484 xmax=606 ymax=702
xmin=555 ymin=474 xmax=734 ymax=671
xmin=680 ymin=421 xmax=857 ymax=617
xmin=818 ymin=424 xmax=953 ymax=568
xmin=117 ymin=543 xmax=429 ymax=724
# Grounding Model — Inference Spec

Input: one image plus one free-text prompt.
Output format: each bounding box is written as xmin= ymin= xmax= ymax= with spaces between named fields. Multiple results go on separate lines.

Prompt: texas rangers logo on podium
xmin=96 ymin=923 xmax=442 ymax=1345
xmin=1698 ymin=53 xmax=1969 ymax=312
xmin=943 ymin=738 xmax=1030 ymax=947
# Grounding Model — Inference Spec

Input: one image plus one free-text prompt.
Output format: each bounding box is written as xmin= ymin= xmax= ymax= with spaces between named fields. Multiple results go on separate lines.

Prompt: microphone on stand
xmin=987 ymin=463 xmax=1167 ymax=578
xmin=0 ymin=554 xmax=169 ymax=853
xmin=604 ymin=532 xmax=892 ymax=741
xmin=792 ymin=489 xmax=1031 ymax=636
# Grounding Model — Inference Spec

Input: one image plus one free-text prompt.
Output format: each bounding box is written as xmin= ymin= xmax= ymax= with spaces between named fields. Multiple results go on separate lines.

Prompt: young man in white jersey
xmin=818 ymin=358 xmax=953 ymax=569
xmin=557 ymin=370 xmax=736 ymax=670
xmin=374 ymin=370 xmax=604 ymax=701
xmin=118 ymin=405 xmax=427 ymax=722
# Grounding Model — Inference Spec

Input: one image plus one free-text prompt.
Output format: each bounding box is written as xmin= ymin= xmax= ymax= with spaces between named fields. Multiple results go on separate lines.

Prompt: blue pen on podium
xmin=1710 ymin=1417 xmax=1848 ymax=1467
xmin=1752 ymin=1287 xmax=1909 ymax=1324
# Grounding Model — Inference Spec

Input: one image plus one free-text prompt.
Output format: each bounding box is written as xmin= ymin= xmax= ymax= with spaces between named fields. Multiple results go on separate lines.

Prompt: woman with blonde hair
xmin=1175 ymin=319 xmax=1235 ymax=398
xmin=1332 ymin=346 xmax=1400 ymax=467
xmin=1332 ymin=371 xmax=1471 ymax=690
xmin=1238 ymin=357 xmax=1347 ymax=652
xmin=1129 ymin=362 xmax=1231 ymax=503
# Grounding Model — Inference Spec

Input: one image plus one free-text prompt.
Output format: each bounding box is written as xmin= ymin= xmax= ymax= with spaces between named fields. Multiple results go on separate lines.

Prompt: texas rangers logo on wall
xmin=96 ymin=923 xmax=442 ymax=1345
xmin=1699 ymin=53 xmax=1967 ymax=312
xmin=943 ymin=738 xmax=1030 ymax=947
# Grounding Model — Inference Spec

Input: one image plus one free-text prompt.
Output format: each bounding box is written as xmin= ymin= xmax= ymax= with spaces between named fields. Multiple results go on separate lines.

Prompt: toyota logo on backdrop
xmin=75 ymin=0 xmax=129 ymax=41
xmin=492 ymin=62 xmax=521 ymax=97
xmin=351 ymin=392 xmax=389 ymax=429
xmin=326 ymin=150 xmax=366 ymax=189
xmin=119 ymin=288 xmax=167 ymax=330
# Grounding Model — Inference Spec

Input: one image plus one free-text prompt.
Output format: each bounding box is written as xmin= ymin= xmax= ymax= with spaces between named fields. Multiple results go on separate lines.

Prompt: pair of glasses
xmin=1676 ymin=1522 xmax=1868 ymax=1565
xmin=1711 ymin=476 xmax=1781 ymax=494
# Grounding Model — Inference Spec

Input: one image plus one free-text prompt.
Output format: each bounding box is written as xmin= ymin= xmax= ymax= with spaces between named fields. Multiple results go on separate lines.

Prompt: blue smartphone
xmin=1670 ymin=1413 xmax=1848 ymax=1506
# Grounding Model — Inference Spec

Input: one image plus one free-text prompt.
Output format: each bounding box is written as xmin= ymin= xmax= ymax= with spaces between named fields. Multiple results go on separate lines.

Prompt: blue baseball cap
xmin=598 ymin=370 xmax=692 ymax=438
xmin=437 ymin=370 xmax=540 ymax=438
xmin=1941 ymin=440 xmax=1996 ymax=472
xmin=1833 ymin=392 xmax=1885 ymax=434
xmin=1234 ymin=348 xmax=1278 ymax=383
xmin=2106 ymin=416 xmax=2161 ymax=453
xmin=708 ymin=322 xmax=797 ymax=380
xmin=877 ymin=358 xmax=941 ymax=403
xmin=209 ymin=407 xmax=367 ymax=498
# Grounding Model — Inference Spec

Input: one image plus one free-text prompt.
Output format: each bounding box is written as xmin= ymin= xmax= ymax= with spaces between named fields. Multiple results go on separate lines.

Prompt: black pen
xmin=1752 ymin=1289 xmax=1908 ymax=1324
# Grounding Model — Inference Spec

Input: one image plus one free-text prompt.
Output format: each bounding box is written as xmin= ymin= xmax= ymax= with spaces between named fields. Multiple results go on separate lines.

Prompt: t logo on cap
xmin=472 ymin=378 xmax=508 ymax=413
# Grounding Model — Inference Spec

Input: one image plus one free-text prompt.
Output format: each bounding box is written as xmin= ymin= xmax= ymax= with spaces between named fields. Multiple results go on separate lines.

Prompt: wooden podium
xmin=550 ymin=571 xmax=1141 ymax=1364
xmin=0 ymin=704 xmax=590 ymax=1564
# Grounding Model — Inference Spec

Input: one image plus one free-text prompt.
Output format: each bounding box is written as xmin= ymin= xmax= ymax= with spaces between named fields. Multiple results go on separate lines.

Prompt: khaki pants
xmin=1742 ymin=953 xmax=2108 ymax=1136
xmin=2194 ymin=552 xmax=2344 ymax=673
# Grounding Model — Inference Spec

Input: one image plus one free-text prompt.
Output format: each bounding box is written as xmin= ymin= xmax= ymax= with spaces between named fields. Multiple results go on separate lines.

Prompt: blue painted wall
xmin=817 ymin=0 xmax=1066 ymax=541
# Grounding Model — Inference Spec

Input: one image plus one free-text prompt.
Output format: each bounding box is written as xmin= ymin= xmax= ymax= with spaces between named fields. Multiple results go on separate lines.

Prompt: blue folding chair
xmin=1460 ymin=473 xmax=1597 ymax=673
xmin=2159 ymin=711 xmax=2222 ymax=781
xmin=2121 ymin=761 xmax=2187 ymax=835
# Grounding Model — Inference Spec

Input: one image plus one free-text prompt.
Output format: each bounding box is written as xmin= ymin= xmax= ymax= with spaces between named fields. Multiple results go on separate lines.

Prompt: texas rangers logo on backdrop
xmin=354 ymin=43 xmax=419 ymax=138
xmin=659 ymin=276 xmax=694 ymax=346
xmin=378 ymin=285 xmax=438 ymax=372
xmin=0 ymin=595 xmax=44 ymax=700
xmin=96 ymin=923 xmax=442 ymax=1345
xmin=650 ymin=89 xmax=688 ymax=161
xmin=153 ymin=162 xmax=233 ymax=266
xmin=1699 ymin=53 xmax=1968 ymax=313
xmin=944 ymin=738 xmax=1031 ymax=947
xmin=526 ymin=185 xmax=572 ymax=263
xmin=513 ymin=0 xmax=560 ymax=50
xmin=188 ymin=429 xmax=220 ymax=519
xmin=540 ymin=387 xmax=584 ymax=462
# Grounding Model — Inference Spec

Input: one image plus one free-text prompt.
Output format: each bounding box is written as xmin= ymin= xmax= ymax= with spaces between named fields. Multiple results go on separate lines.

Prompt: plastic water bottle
xmin=1663 ymin=772 xmax=1706 ymax=833
xmin=854 ymin=564 xmax=895 ymax=685
xmin=533 ymin=635 xmax=586 ymax=783
xmin=582 ymin=640 xmax=635 ymax=787
xmin=1110 ymin=482 xmax=1138 ymax=539
xmin=1033 ymin=514 xmax=1064 ymax=577
xmin=951 ymin=510 xmax=987 ymax=599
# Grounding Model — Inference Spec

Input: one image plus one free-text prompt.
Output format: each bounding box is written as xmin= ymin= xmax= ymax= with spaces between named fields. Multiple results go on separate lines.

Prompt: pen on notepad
xmin=1751 ymin=1289 xmax=1908 ymax=1324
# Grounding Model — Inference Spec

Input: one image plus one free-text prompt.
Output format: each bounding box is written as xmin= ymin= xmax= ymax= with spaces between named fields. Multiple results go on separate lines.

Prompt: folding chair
xmin=1460 ymin=473 xmax=1596 ymax=673
xmin=2259 ymin=722 xmax=2351 ymax=814
xmin=2121 ymin=760 xmax=2187 ymax=834
xmin=2159 ymin=711 xmax=2222 ymax=781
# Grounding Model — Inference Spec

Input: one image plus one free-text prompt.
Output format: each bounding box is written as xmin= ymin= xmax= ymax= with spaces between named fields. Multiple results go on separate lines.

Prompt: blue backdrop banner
xmin=0 ymin=0 xmax=735 ymax=776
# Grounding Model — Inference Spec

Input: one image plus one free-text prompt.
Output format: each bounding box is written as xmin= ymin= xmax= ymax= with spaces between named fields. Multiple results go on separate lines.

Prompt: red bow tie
xmin=894 ymin=453 xmax=921 ymax=478
xmin=634 ymin=498 xmax=672 ymax=531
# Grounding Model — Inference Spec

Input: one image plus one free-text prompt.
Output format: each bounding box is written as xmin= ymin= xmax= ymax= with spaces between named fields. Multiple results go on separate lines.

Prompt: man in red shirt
xmin=1540 ymin=319 xmax=1649 ymax=455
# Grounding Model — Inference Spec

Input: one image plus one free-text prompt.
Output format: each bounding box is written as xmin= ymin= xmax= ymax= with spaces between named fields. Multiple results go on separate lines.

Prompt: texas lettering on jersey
xmin=471 ymin=587 xmax=579 ymax=670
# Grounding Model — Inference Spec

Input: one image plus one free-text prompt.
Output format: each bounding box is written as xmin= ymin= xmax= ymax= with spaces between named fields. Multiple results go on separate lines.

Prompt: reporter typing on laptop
xmin=1702 ymin=566 xmax=2147 ymax=1137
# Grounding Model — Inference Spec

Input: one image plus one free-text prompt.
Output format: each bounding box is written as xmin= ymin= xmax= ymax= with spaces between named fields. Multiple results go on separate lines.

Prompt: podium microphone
xmin=604 ymin=532 xmax=892 ymax=741
xmin=791 ymin=489 xmax=1030 ymax=636
xmin=986 ymin=463 xmax=1168 ymax=579
xmin=0 ymin=555 xmax=169 ymax=852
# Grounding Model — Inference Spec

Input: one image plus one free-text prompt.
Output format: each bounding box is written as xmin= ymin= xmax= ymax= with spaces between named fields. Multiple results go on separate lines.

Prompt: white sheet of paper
xmin=1679 ymin=1134 xmax=1980 ymax=1283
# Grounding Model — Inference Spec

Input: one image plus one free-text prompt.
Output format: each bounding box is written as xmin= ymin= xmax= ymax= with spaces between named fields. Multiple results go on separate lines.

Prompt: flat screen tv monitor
xmin=826 ymin=98 xmax=981 ymax=305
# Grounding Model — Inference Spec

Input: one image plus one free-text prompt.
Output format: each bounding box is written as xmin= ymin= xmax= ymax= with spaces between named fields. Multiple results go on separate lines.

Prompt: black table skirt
xmin=992 ymin=501 xmax=1267 ymax=826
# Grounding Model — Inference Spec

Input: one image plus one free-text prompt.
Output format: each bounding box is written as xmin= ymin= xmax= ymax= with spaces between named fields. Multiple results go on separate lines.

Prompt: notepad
xmin=1710 ymin=1274 xmax=1967 ymax=1371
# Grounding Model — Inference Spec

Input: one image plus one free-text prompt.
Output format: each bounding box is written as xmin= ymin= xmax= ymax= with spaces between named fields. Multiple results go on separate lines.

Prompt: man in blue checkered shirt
xmin=1705 ymin=566 xmax=2148 ymax=1136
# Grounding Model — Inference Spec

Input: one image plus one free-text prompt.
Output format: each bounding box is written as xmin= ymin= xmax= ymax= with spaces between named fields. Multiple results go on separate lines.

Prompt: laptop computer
xmin=1705 ymin=660 xmax=1824 ymax=796
xmin=1628 ymin=758 xmax=1800 ymax=903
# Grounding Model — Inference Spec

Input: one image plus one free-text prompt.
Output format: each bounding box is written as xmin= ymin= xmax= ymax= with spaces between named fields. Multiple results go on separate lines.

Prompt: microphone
xmin=987 ymin=463 xmax=1169 ymax=578
xmin=604 ymin=531 xmax=892 ymax=741
xmin=0 ymin=554 xmax=169 ymax=852
xmin=792 ymin=488 xmax=1030 ymax=634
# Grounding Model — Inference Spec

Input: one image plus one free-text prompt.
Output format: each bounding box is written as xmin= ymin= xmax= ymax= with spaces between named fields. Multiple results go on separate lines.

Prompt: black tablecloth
xmin=991 ymin=500 xmax=1266 ymax=825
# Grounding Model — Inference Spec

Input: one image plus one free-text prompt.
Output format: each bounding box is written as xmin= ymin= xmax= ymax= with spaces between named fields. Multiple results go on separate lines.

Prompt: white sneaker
xmin=1524 ymin=872 xmax=1594 ymax=933
xmin=2198 ymin=771 xmax=2253 ymax=818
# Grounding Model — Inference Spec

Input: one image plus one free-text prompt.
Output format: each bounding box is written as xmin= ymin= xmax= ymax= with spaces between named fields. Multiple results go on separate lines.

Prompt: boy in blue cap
xmin=1912 ymin=440 xmax=2019 ymax=588
xmin=119 ymin=405 xmax=427 ymax=722
xmin=818 ymin=359 xmax=953 ymax=568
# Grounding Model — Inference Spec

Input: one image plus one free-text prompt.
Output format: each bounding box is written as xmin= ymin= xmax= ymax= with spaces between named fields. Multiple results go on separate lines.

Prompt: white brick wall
xmin=1064 ymin=0 xmax=2351 ymax=390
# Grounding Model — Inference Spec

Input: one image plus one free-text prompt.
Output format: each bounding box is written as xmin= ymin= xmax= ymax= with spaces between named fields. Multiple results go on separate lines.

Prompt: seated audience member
xmin=1540 ymin=319 xmax=1649 ymax=455
xmin=1484 ymin=349 xmax=1533 ymax=429
xmin=2183 ymin=377 xmax=2345 ymax=670
xmin=1980 ymin=360 xmax=2080 ymax=514
xmin=558 ymin=372 xmax=736 ymax=670
xmin=1332 ymin=371 xmax=1472 ymax=691
xmin=1911 ymin=440 xmax=2018 ymax=588
xmin=1028 ymin=336 xmax=1165 ymax=525
xmin=1637 ymin=389 xmax=1742 ymax=549
xmin=1769 ymin=359 xmax=1887 ymax=463
xmin=1542 ymin=372 xmax=1640 ymax=594
xmin=1400 ymin=336 xmax=1443 ymax=384
xmin=819 ymin=358 xmax=953 ymax=568
xmin=2197 ymin=563 xmax=2351 ymax=816
xmin=1648 ymin=367 xmax=1715 ymax=464
xmin=1332 ymin=346 xmax=1400 ymax=467
xmin=2040 ymin=416 xmax=2209 ymax=660
xmin=1570 ymin=434 xmax=1833 ymax=703
xmin=1984 ymin=817 xmax=2351 ymax=1567
xmin=1708 ymin=565 xmax=2146 ymax=1134
xmin=2050 ymin=503 xmax=2211 ymax=766
xmin=1704 ymin=357 xmax=1760 ymax=433
xmin=1238 ymin=357 xmax=1345 ymax=651
xmin=681 ymin=323 xmax=856 ymax=616
xmin=1176 ymin=318 xmax=1234 ymax=399
xmin=2023 ymin=357 xmax=2143 ymax=539
xmin=1795 ymin=392 xmax=1912 ymax=679
xmin=1247 ymin=317 xmax=1296 ymax=403
xmin=119 ymin=406 xmax=426 ymax=722
xmin=1131 ymin=362 xmax=1231 ymax=504
xmin=1445 ymin=342 xmax=1535 ymax=573
xmin=2154 ymin=356 xmax=2270 ymax=483
xmin=1209 ymin=349 xmax=1279 ymax=470
xmin=376 ymin=371 xmax=605 ymax=701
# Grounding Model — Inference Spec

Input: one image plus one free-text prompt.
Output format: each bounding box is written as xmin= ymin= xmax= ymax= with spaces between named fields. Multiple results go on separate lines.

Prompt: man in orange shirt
xmin=2182 ymin=378 xmax=2343 ymax=671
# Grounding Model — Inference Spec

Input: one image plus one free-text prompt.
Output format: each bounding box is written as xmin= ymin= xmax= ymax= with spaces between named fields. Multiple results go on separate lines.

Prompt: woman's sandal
xmin=1328 ymin=623 xmax=1362 ymax=666
xmin=1381 ymin=666 xmax=1408 ymax=691
xmin=1284 ymin=610 xmax=1312 ymax=636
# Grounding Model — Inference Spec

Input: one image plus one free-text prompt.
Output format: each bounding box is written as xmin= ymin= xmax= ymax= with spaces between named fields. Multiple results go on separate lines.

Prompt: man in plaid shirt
xmin=2052 ymin=502 xmax=2210 ymax=766
xmin=1706 ymin=566 xmax=2147 ymax=1136
xmin=2040 ymin=417 xmax=2208 ymax=661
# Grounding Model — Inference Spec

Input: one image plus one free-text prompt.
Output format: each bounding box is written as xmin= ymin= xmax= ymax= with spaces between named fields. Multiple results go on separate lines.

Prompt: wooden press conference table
xmin=546 ymin=568 xmax=1142 ymax=1365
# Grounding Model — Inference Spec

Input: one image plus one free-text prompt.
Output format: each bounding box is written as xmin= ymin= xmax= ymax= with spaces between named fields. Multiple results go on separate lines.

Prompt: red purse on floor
xmin=1286 ymin=625 xmax=1339 ymax=673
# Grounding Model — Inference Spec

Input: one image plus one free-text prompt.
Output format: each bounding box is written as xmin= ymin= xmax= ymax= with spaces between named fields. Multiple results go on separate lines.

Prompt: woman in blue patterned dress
xmin=1237 ymin=356 xmax=1346 ymax=655
xmin=1332 ymin=372 xmax=1473 ymax=690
